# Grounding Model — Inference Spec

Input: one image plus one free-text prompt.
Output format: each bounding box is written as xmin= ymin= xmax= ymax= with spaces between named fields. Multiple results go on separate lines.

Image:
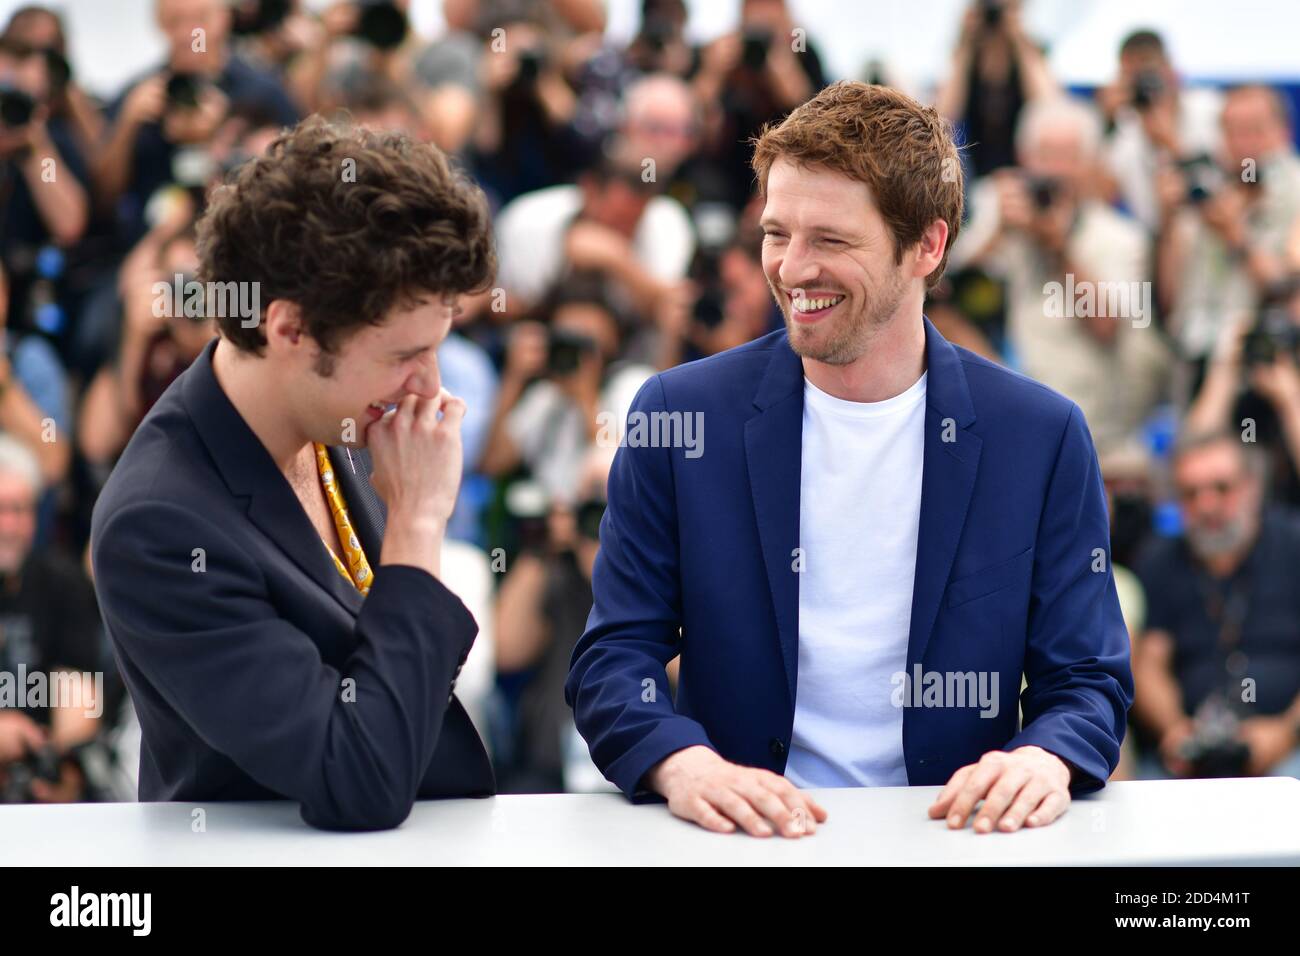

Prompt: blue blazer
xmin=91 ymin=338 xmax=494 ymax=831
xmin=566 ymin=318 xmax=1132 ymax=799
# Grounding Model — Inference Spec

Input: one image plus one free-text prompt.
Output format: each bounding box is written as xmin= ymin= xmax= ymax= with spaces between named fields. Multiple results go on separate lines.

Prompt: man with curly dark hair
xmin=89 ymin=117 xmax=499 ymax=831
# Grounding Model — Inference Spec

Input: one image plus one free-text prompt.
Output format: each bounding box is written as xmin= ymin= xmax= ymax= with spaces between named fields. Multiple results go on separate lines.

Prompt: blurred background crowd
xmin=2 ymin=0 xmax=1300 ymax=803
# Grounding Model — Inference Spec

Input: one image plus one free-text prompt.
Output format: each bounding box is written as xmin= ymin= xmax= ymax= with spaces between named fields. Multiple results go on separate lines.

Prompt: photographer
xmin=93 ymin=0 xmax=299 ymax=249
xmin=0 ymin=35 xmax=89 ymax=258
xmin=494 ymin=445 xmax=612 ymax=792
xmin=494 ymin=147 xmax=695 ymax=324
xmin=656 ymin=218 xmax=780 ymax=370
xmin=479 ymin=279 xmax=652 ymax=503
xmin=949 ymin=95 xmax=1171 ymax=458
xmin=77 ymin=219 xmax=214 ymax=476
xmin=1099 ymin=29 xmax=1223 ymax=232
xmin=0 ymin=436 xmax=105 ymax=803
xmin=470 ymin=17 xmax=581 ymax=206
xmin=1156 ymin=85 xmax=1300 ymax=383
xmin=691 ymin=0 xmax=826 ymax=212
xmin=1185 ymin=287 xmax=1300 ymax=507
xmin=2 ymin=6 xmax=104 ymax=159
xmin=1133 ymin=429 xmax=1300 ymax=780
xmin=935 ymin=0 xmax=1058 ymax=179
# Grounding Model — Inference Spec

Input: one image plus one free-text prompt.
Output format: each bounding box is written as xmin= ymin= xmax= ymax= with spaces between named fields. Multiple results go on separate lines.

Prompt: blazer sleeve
xmin=93 ymin=498 xmax=475 ymax=831
xmin=565 ymin=375 xmax=717 ymax=799
xmin=1005 ymin=403 xmax=1135 ymax=792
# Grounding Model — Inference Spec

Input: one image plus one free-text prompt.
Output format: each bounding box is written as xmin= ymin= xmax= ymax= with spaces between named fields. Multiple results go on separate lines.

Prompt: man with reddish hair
xmin=568 ymin=82 xmax=1132 ymax=838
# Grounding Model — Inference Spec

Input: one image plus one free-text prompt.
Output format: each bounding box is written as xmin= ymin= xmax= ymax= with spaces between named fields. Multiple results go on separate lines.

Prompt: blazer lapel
xmin=327 ymin=445 xmax=387 ymax=561
xmin=906 ymin=318 xmax=982 ymax=669
xmin=744 ymin=340 xmax=805 ymax=707
xmin=181 ymin=339 xmax=365 ymax=617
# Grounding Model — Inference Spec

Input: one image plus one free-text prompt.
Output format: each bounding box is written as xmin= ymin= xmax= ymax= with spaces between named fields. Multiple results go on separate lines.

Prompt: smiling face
xmin=276 ymin=294 xmax=456 ymax=449
xmin=759 ymin=157 xmax=912 ymax=365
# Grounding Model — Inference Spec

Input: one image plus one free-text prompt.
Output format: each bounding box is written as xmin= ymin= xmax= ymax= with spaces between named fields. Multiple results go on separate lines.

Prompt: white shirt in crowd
xmin=785 ymin=370 xmax=928 ymax=789
xmin=494 ymin=184 xmax=695 ymax=305
xmin=505 ymin=363 xmax=653 ymax=504
xmin=1103 ymin=86 xmax=1223 ymax=233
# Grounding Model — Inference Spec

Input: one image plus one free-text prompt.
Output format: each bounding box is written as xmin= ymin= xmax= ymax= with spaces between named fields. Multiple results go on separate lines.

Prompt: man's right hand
xmin=369 ymin=389 xmax=466 ymax=576
xmin=645 ymin=745 xmax=828 ymax=837
xmin=120 ymin=75 xmax=167 ymax=128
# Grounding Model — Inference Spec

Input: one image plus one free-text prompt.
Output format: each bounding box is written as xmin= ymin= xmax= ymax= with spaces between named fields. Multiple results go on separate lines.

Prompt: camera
xmin=1024 ymin=174 xmax=1060 ymax=211
xmin=1 ymin=742 xmax=62 ymax=803
xmin=1178 ymin=153 xmax=1222 ymax=205
xmin=980 ymin=0 xmax=1005 ymax=29
xmin=574 ymin=498 xmax=606 ymax=541
xmin=0 ymin=84 xmax=35 ymax=129
xmin=741 ymin=28 xmax=771 ymax=71
xmin=165 ymin=71 xmax=202 ymax=110
xmin=1131 ymin=69 xmax=1165 ymax=110
xmin=353 ymin=1 xmax=409 ymax=51
xmin=1179 ymin=721 xmax=1250 ymax=777
xmin=1242 ymin=282 xmax=1300 ymax=367
xmin=229 ymin=0 xmax=290 ymax=35
xmin=546 ymin=328 xmax=599 ymax=377
xmin=515 ymin=48 xmax=546 ymax=87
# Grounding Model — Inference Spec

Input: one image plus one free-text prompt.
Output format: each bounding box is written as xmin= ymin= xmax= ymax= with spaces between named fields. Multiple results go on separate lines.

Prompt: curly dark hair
xmin=197 ymin=115 xmax=496 ymax=357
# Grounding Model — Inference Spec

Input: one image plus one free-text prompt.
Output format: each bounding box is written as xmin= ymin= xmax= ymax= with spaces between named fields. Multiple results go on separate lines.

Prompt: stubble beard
xmin=779 ymin=266 xmax=909 ymax=366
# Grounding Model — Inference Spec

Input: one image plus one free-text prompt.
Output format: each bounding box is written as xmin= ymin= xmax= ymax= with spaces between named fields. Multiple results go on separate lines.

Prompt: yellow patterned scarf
xmin=313 ymin=442 xmax=373 ymax=596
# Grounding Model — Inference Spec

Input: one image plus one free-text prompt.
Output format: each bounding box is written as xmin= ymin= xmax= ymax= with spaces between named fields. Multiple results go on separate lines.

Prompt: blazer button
xmin=769 ymin=738 xmax=786 ymax=757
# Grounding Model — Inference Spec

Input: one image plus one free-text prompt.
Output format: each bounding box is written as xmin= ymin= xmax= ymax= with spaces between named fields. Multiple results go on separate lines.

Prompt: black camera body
xmin=0 ymin=84 xmax=35 ymax=129
xmin=1179 ymin=724 xmax=1250 ymax=778
xmin=1243 ymin=297 xmax=1300 ymax=367
xmin=546 ymin=328 xmax=599 ymax=377
xmin=1179 ymin=154 xmax=1222 ymax=205
xmin=1 ymin=742 xmax=62 ymax=803
xmin=354 ymin=1 xmax=409 ymax=51
xmin=1132 ymin=69 xmax=1165 ymax=110
xmin=741 ymin=28 xmax=771 ymax=71
xmin=1025 ymin=174 xmax=1060 ymax=211
xmin=165 ymin=71 xmax=202 ymax=110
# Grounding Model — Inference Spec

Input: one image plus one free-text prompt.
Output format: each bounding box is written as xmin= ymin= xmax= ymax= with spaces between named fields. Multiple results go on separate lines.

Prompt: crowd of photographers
xmin=0 ymin=0 xmax=1298 ymax=801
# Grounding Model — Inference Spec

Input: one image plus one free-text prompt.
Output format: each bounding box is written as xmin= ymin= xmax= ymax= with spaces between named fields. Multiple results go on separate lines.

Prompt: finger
xmin=1025 ymin=790 xmax=1070 ymax=827
xmin=760 ymin=781 xmax=820 ymax=834
xmin=997 ymin=777 xmax=1052 ymax=832
xmin=439 ymin=395 xmax=467 ymax=430
xmin=947 ymin=758 xmax=1003 ymax=829
xmin=706 ymin=787 xmax=773 ymax=838
xmin=929 ymin=764 xmax=974 ymax=818
xmin=738 ymin=779 xmax=800 ymax=836
xmin=764 ymin=774 xmax=827 ymax=827
xmin=396 ymin=393 xmax=420 ymax=423
xmin=684 ymin=797 xmax=735 ymax=834
xmin=974 ymin=767 xmax=1030 ymax=834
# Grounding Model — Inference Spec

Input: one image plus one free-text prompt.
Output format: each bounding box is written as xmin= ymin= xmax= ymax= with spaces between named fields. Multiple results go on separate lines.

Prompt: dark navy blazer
xmin=567 ymin=318 xmax=1133 ymax=799
xmin=91 ymin=338 xmax=494 ymax=831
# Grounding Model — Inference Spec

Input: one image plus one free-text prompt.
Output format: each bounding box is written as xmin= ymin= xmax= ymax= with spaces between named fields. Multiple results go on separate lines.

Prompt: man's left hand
xmin=928 ymin=745 xmax=1073 ymax=834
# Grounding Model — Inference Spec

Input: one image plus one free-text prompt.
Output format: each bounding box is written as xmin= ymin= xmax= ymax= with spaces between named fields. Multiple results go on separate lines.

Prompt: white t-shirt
xmin=785 ymin=371 xmax=927 ymax=789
